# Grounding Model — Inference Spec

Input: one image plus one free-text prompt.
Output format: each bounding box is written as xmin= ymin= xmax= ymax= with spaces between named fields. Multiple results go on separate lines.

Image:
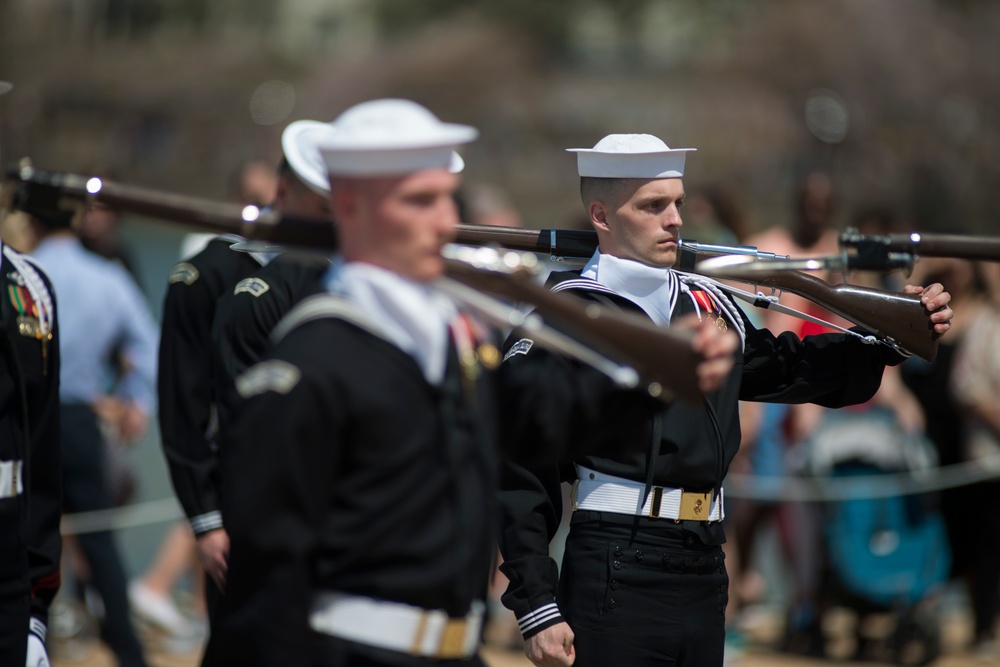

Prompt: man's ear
xmin=331 ymin=184 xmax=357 ymax=225
xmin=274 ymin=176 xmax=292 ymax=209
xmin=589 ymin=201 xmax=611 ymax=233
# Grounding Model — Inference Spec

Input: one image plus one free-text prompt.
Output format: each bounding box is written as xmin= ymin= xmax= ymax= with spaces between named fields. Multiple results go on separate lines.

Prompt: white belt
xmin=309 ymin=592 xmax=484 ymax=660
xmin=573 ymin=465 xmax=724 ymax=522
xmin=0 ymin=460 xmax=24 ymax=499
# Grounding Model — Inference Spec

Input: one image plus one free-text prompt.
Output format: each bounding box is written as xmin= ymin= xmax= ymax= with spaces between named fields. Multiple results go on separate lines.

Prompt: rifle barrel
xmin=888 ymin=232 xmax=1000 ymax=261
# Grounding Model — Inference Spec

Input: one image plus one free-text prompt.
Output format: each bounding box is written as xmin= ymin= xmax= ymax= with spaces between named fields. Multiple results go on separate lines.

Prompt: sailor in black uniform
xmin=157 ymin=118 xmax=332 ymax=617
xmin=0 ymin=232 xmax=61 ymax=667
xmin=496 ymin=134 xmax=955 ymax=667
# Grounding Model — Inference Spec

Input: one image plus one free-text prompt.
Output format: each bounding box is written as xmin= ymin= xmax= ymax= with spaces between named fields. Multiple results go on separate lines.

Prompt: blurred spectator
xmin=463 ymin=182 xmax=524 ymax=228
xmin=22 ymin=186 xmax=158 ymax=667
xmin=944 ymin=260 xmax=1000 ymax=659
xmin=129 ymin=523 xmax=203 ymax=642
xmin=78 ymin=200 xmax=140 ymax=283
xmin=230 ymin=158 xmax=279 ymax=209
xmin=683 ymin=186 xmax=750 ymax=247
xmin=731 ymin=172 xmax=850 ymax=654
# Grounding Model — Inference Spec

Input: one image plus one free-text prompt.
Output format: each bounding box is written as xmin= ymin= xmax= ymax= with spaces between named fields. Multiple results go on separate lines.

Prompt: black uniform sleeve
xmin=214 ymin=327 xmax=346 ymax=666
xmin=158 ymin=243 xmax=256 ymax=535
xmin=498 ymin=334 xmax=661 ymax=466
xmin=496 ymin=315 xmax=661 ymax=640
xmin=26 ymin=274 xmax=61 ymax=637
xmin=740 ymin=319 xmax=906 ymax=406
xmin=497 ymin=459 xmax=567 ymax=639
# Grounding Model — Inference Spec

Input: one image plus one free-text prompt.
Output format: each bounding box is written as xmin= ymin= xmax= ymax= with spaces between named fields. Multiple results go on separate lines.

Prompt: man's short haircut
xmin=580 ymin=177 xmax=630 ymax=210
xmin=278 ymin=158 xmax=313 ymax=194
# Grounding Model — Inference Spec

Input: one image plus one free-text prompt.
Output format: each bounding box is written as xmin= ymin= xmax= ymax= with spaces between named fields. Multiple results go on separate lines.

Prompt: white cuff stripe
xmin=517 ymin=603 xmax=562 ymax=634
xmin=29 ymin=617 xmax=46 ymax=642
xmin=190 ymin=511 xmax=223 ymax=534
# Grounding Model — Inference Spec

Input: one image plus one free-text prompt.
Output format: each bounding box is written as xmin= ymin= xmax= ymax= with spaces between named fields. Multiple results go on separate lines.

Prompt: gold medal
xmin=17 ymin=315 xmax=39 ymax=338
xmin=716 ymin=316 xmax=728 ymax=332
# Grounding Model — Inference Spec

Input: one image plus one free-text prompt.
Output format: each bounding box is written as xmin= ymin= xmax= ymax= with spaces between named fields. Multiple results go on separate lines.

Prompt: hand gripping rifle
xmin=2 ymin=162 xmax=704 ymax=404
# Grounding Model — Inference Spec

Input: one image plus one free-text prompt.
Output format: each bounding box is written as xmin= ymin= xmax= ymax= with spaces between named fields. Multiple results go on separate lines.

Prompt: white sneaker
xmin=128 ymin=580 xmax=192 ymax=637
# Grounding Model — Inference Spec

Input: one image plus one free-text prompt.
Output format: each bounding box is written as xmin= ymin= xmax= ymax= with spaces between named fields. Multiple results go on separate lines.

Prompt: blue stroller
xmin=805 ymin=407 xmax=951 ymax=665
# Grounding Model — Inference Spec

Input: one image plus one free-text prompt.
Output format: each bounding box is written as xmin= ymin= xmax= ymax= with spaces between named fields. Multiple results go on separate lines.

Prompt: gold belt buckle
xmin=436 ymin=618 xmax=468 ymax=659
xmin=648 ymin=486 xmax=664 ymax=518
xmin=678 ymin=489 xmax=714 ymax=521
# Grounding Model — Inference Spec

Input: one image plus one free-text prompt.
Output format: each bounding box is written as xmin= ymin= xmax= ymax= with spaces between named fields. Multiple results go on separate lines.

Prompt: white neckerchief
xmin=324 ymin=261 xmax=456 ymax=385
xmin=2 ymin=239 xmax=54 ymax=338
xmin=580 ymin=251 xmax=679 ymax=326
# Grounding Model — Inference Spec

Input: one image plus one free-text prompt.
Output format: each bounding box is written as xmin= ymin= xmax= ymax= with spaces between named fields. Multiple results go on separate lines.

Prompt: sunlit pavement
xmin=51 ymin=607 xmax=998 ymax=667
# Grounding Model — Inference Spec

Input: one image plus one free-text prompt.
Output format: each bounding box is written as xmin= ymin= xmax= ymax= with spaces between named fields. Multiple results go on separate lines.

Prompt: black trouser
xmin=559 ymin=516 xmax=729 ymax=667
xmin=0 ymin=585 xmax=29 ymax=666
xmin=60 ymin=404 xmax=148 ymax=667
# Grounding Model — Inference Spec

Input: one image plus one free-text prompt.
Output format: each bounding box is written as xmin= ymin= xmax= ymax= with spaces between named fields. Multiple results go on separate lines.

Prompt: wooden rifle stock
xmin=703 ymin=265 xmax=938 ymax=362
xmin=3 ymin=164 xmax=255 ymax=235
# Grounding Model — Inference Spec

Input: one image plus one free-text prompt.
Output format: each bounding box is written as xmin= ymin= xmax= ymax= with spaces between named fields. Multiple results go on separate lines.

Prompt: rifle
xmin=454 ymin=224 xmax=940 ymax=362
xmin=838 ymin=228 xmax=1000 ymax=266
xmin=694 ymin=255 xmax=938 ymax=361
xmin=2 ymin=162 xmax=703 ymax=403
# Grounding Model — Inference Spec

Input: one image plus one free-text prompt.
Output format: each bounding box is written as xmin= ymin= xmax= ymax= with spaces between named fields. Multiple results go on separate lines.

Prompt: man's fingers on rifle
xmin=931 ymin=305 xmax=953 ymax=334
xmin=672 ymin=312 xmax=701 ymax=333
xmin=690 ymin=317 xmax=721 ymax=354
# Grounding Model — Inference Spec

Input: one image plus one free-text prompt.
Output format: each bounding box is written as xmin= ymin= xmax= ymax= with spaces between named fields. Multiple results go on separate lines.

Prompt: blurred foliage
xmin=1 ymin=0 xmax=999 ymax=234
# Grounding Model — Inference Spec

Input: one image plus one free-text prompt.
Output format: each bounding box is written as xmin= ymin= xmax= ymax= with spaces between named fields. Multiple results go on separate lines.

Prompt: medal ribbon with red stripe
xmin=691 ymin=289 xmax=722 ymax=316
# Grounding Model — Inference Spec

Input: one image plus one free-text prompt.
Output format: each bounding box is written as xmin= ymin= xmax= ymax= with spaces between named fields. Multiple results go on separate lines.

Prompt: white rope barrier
xmin=725 ymin=454 xmax=1000 ymax=502
xmin=60 ymin=497 xmax=184 ymax=536
xmin=56 ymin=455 xmax=1000 ymax=535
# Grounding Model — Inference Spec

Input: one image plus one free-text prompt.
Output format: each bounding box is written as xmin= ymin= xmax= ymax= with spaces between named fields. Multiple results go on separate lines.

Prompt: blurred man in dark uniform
xmin=22 ymin=172 xmax=158 ymax=667
xmin=496 ymin=134 xmax=955 ymax=667
xmin=0 ymin=144 xmax=62 ymax=666
xmin=210 ymin=253 xmax=331 ymax=429
xmin=157 ymin=118 xmax=332 ymax=622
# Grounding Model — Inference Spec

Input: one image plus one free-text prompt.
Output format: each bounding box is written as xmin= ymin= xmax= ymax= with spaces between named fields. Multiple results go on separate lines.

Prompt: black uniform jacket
xmin=157 ymin=236 xmax=264 ymax=535
xmin=209 ymin=288 xmax=658 ymax=666
xmin=210 ymin=254 xmax=328 ymax=433
xmin=497 ymin=269 xmax=908 ymax=639
xmin=0 ymin=248 xmax=61 ymax=636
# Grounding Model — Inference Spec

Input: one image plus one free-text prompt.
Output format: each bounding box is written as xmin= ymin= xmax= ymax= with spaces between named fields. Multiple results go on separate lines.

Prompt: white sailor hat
xmin=567 ymin=133 xmax=696 ymax=179
xmin=317 ymin=99 xmax=478 ymax=177
xmin=0 ymin=81 xmax=12 ymax=96
xmin=282 ymin=120 xmax=334 ymax=196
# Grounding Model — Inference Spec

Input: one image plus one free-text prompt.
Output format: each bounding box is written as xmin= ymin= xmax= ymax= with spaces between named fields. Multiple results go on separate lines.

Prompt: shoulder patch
xmin=168 ymin=262 xmax=200 ymax=285
xmin=503 ymin=338 xmax=534 ymax=362
xmin=234 ymin=277 xmax=270 ymax=297
xmin=235 ymin=360 xmax=302 ymax=399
